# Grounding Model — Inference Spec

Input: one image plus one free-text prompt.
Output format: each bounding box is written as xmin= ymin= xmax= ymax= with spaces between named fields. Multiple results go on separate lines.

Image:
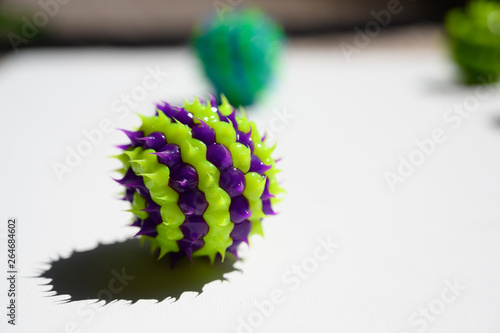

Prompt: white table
xmin=1 ymin=30 xmax=500 ymax=333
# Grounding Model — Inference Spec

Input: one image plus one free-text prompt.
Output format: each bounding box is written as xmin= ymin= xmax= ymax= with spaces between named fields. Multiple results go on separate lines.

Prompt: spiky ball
xmin=115 ymin=96 xmax=283 ymax=263
xmin=192 ymin=9 xmax=284 ymax=106
xmin=446 ymin=0 xmax=500 ymax=84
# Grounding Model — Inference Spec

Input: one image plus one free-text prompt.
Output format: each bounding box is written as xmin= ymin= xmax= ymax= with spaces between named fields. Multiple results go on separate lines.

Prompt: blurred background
xmin=4 ymin=1 xmax=500 ymax=333
xmin=0 ymin=0 xmax=466 ymax=48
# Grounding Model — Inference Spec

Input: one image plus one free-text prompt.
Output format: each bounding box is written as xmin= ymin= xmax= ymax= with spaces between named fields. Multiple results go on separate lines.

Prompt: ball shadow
xmin=39 ymin=238 xmax=240 ymax=304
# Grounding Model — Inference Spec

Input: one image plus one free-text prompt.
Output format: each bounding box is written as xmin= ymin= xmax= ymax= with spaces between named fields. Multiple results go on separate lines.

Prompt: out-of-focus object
xmin=0 ymin=8 xmax=49 ymax=51
xmin=0 ymin=11 xmax=21 ymax=37
xmin=446 ymin=0 xmax=500 ymax=83
xmin=192 ymin=9 xmax=284 ymax=106
xmin=0 ymin=0 xmax=466 ymax=49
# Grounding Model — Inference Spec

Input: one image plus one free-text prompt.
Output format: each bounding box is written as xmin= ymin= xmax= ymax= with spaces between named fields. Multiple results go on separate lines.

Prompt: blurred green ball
xmin=446 ymin=0 xmax=500 ymax=84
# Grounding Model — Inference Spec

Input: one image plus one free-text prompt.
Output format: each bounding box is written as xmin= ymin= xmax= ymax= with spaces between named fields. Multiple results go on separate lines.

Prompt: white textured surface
xmin=1 ymin=41 xmax=500 ymax=333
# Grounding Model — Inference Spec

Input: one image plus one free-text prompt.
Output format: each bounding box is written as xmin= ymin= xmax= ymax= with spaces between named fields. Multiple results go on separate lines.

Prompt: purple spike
xmin=262 ymin=199 xmax=277 ymax=216
xmin=122 ymin=187 xmax=135 ymax=202
xmin=260 ymin=177 xmax=275 ymax=200
xmin=115 ymin=169 xmax=142 ymax=188
xmin=130 ymin=217 xmax=141 ymax=227
xmin=206 ymin=143 xmax=232 ymax=170
xmin=136 ymin=185 xmax=152 ymax=200
xmin=152 ymin=144 xmax=181 ymax=167
xmin=157 ymin=101 xmax=179 ymax=119
xmin=261 ymin=132 xmax=267 ymax=142
xmin=169 ymin=163 xmax=198 ymax=193
xmin=178 ymin=235 xmax=205 ymax=250
xmin=173 ymin=107 xmax=195 ymax=127
xmin=249 ymin=155 xmax=271 ymax=175
xmin=218 ymin=109 xmax=237 ymax=129
xmin=178 ymin=215 xmax=209 ymax=260
xmin=179 ymin=215 xmax=209 ymax=244
xmin=119 ymin=129 xmax=144 ymax=147
xmin=219 ymin=167 xmax=245 ymax=198
xmin=229 ymin=195 xmax=252 ymax=223
xmin=236 ymin=129 xmax=254 ymax=152
xmin=115 ymin=144 xmax=130 ymax=151
xmin=141 ymin=200 xmax=162 ymax=223
xmin=185 ymin=248 xmax=194 ymax=264
xmin=209 ymin=94 xmax=217 ymax=107
xmin=114 ymin=168 xmax=135 ymax=185
xmin=227 ymin=111 xmax=237 ymax=128
xmin=231 ymin=219 xmax=252 ymax=244
xmin=115 ymin=169 xmax=152 ymax=199
xmin=138 ymin=132 xmax=166 ymax=151
xmin=158 ymin=102 xmax=194 ymax=127
xmin=226 ymin=219 xmax=252 ymax=257
xmin=226 ymin=248 xmax=237 ymax=258
xmin=178 ymin=189 xmax=208 ymax=216
xmin=122 ymin=179 xmax=147 ymax=192
xmin=177 ymin=238 xmax=203 ymax=257
xmin=135 ymin=218 xmax=158 ymax=237
xmin=192 ymin=121 xmax=216 ymax=146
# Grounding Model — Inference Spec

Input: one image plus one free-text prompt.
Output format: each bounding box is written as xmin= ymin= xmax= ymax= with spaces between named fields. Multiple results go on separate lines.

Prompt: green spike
xmin=180 ymin=138 xmax=207 ymax=166
xmin=130 ymin=192 xmax=148 ymax=219
xmin=236 ymin=107 xmax=251 ymax=132
xmin=243 ymin=172 xmax=266 ymax=200
xmin=160 ymin=203 xmax=185 ymax=227
xmin=151 ymin=110 xmax=172 ymax=136
xmin=212 ymin=121 xmax=236 ymax=148
xmin=229 ymin=142 xmax=251 ymax=173
xmin=249 ymin=219 xmax=264 ymax=238
xmin=219 ymin=95 xmax=233 ymax=116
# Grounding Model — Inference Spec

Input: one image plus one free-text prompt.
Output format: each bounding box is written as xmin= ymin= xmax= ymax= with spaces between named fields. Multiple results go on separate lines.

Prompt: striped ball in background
xmin=192 ymin=9 xmax=284 ymax=106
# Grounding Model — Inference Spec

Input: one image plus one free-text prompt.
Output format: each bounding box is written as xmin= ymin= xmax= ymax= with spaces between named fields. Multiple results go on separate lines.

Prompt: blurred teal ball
xmin=192 ymin=9 xmax=284 ymax=106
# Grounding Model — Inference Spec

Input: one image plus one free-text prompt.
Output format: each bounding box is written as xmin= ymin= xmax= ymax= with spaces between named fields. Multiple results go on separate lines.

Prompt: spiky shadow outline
xmin=39 ymin=238 xmax=240 ymax=304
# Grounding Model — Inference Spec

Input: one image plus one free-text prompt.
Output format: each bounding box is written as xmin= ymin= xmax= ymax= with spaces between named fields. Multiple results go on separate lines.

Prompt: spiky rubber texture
xmin=192 ymin=8 xmax=284 ymax=106
xmin=115 ymin=95 xmax=284 ymax=263
xmin=445 ymin=1 xmax=500 ymax=83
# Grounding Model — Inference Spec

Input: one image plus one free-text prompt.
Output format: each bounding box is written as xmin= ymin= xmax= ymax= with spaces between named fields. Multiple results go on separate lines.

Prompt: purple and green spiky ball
xmin=115 ymin=96 xmax=284 ymax=262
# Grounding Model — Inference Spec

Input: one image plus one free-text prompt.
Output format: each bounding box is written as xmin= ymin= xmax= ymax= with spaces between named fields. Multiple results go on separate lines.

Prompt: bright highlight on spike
xmin=115 ymin=95 xmax=284 ymax=263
